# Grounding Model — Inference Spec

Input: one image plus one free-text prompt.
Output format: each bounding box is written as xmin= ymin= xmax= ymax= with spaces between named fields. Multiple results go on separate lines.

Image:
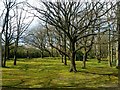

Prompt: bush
xmin=76 ymin=51 xmax=83 ymax=61
xmin=87 ymin=50 xmax=96 ymax=59
xmin=9 ymin=46 xmax=42 ymax=58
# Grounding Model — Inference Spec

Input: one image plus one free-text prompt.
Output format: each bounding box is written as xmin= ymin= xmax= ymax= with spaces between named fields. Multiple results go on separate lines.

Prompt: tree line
xmin=0 ymin=0 xmax=120 ymax=73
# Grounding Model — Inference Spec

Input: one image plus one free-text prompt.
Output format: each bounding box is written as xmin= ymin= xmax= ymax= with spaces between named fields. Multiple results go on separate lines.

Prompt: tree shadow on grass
xmin=2 ymin=66 xmax=10 ymax=68
xmin=1 ymin=86 xmax=119 ymax=90
xmin=77 ymin=70 xmax=118 ymax=77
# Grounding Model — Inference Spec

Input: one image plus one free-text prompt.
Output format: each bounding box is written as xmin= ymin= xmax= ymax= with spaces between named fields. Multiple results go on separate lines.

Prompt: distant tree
xmin=80 ymin=31 xmax=94 ymax=69
xmin=24 ymin=27 xmax=51 ymax=58
xmin=13 ymin=4 xmax=33 ymax=65
xmin=46 ymin=26 xmax=68 ymax=65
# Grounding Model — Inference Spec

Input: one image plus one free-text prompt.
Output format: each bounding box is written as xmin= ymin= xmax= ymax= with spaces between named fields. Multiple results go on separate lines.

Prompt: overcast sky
xmin=0 ymin=0 xmax=39 ymax=30
xmin=0 ymin=0 xmax=117 ymax=32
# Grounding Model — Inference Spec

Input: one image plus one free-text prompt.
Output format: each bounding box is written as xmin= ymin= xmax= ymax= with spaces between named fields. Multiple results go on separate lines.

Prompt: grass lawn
xmin=1 ymin=57 xmax=119 ymax=89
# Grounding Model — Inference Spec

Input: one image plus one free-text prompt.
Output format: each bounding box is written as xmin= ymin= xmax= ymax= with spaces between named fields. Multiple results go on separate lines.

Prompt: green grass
xmin=1 ymin=57 xmax=118 ymax=89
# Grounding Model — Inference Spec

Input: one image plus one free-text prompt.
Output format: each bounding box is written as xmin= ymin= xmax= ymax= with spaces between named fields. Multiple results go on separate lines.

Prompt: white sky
xmin=0 ymin=0 xmax=117 ymax=32
xmin=0 ymin=0 xmax=38 ymax=30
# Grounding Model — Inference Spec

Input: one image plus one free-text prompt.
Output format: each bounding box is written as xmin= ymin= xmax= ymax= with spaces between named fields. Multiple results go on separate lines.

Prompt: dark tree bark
xmin=41 ymin=50 xmax=43 ymax=58
xmin=83 ymin=53 xmax=87 ymax=69
xmin=70 ymin=42 xmax=77 ymax=72
xmin=0 ymin=33 xmax=2 ymax=67
xmin=116 ymin=2 xmax=120 ymax=87
xmin=3 ymin=7 xmax=9 ymax=67
xmin=108 ymin=28 xmax=112 ymax=67
xmin=14 ymin=37 xmax=18 ymax=65
xmin=82 ymin=36 xmax=94 ymax=69
xmin=1 ymin=0 xmax=17 ymax=67
xmin=64 ymin=34 xmax=67 ymax=65
xmin=61 ymin=54 xmax=64 ymax=63
xmin=117 ymin=1 xmax=120 ymax=68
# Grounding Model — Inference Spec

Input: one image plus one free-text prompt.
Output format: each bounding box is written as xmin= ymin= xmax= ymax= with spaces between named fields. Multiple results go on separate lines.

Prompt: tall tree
xmin=27 ymin=1 xmax=115 ymax=72
xmin=117 ymin=1 xmax=120 ymax=68
xmin=1 ymin=0 xmax=16 ymax=67
xmin=13 ymin=3 xmax=33 ymax=65
xmin=81 ymin=31 xmax=94 ymax=69
xmin=116 ymin=1 xmax=120 ymax=88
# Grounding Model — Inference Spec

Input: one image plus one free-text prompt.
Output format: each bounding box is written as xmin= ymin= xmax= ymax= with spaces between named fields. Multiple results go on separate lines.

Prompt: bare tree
xmin=1 ymin=0 xmax=17 ymax=67
xmin=13 ymin=3 xmax=33 ymax=65
xmin=0 ymin=0 xmax=33 ymax=66
xmin=116 ymin=1 xmax=120 ymax=88
xmin=27 ymin=1 xmax=115 ymax=72
xmin=116 ymin=1 xmax=120 ymax=68
xmin=80 ymin=31 xmax=94 ymax=69
xmin=24 ymin=27 xmax=51 ymax=58
xmin=46 ymin=25 xmax=68 ymax=64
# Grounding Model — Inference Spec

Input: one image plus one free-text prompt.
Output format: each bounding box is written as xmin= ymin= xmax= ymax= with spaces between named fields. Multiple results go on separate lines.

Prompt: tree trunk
xmin=97 ymin=41 xmax=101 ymax=63
xmin=69 ymin=42 xmax=77 ymax=72
xmin=118 ymin=3 xmax=120 ymax=68
xmin=3 ymin=38 xmax=8 ymax=67
xmin=111 ymin=44 xmax=113 ymax=63
xmin=108 ymin=43 xmax=112 ymax=67
xmin=97 ymin=54 xmax=101 ymax=63
xmin=51 ymin=47 xmax=53 ymax=57
xmin=3 ymin=7 xmax=10 ymax=67
xmin=117 ymin=1 xmax=120 ymax=88
xmin=64 ymin=55 xmax=67 ymax=65
xmin=108 ymin=28 xmax=112 ymax=67
xmin=64 ymin=34 xmax=67 ymax=65
xmin=14 ymin=38 xmax=18 ymax=65
xmin=118 ymin=19 xmax=120 ymax=90
xmin=95 ymin=44 xmax=97 ymax=57
xmin=116 ymin=43 xmax=118 ymax=66
xmin=26 ymin=50 xmax=29 ymax=58
xmin=61 ymin=54 xmax=64 ymax=63
xmin=48 ymin=51 xmax=51 ymax=57
xmin=0 ymin=33 xmax=2 ymax=67
xmin=83 ymin=53 xmax=87 ymax=69
xmin=118 ymin=28 xmax=120 ymax=68
xmin=14 ymin=48 xmax=17 ymax=65
xmin=41 ymin=50 xmax=43 ymax=58
xmin=3 ymin=21 xmax=9 ymax=67
xmin=7 ymin=46 xmax=10 ymax=60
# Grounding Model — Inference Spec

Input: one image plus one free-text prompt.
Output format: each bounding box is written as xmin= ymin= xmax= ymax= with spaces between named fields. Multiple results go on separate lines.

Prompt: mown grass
xmin=1 ymin=57 xmax=119 ymax=89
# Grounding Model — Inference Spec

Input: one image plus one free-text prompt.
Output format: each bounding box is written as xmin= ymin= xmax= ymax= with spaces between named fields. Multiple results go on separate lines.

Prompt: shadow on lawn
xmin=78 ymin=70 xmax=118 ymax=77
xmin=1 ymin=87 xmax=120 ymax=90
xmin=2 ymin=66 xmax=10 ymax=68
